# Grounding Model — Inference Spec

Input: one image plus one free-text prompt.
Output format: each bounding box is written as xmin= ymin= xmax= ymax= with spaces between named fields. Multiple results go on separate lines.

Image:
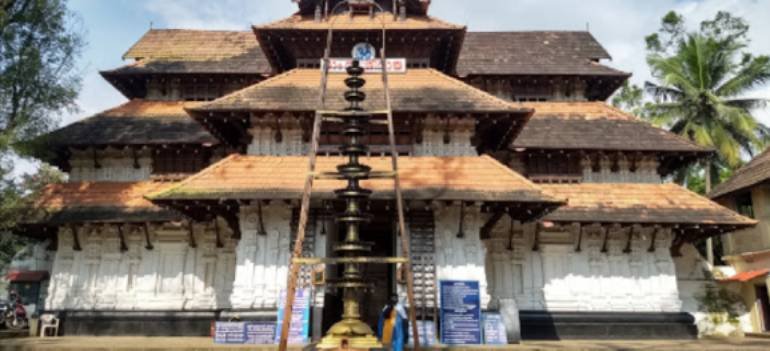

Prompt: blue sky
xmin=15 ymin=0 xmax=770 ymax=175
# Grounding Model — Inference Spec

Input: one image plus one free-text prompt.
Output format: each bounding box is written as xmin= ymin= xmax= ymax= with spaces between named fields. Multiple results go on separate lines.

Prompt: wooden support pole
xmin=574 ymin=224 xmax=583 ymax=252
xmin=600 ymin=226 xmax=609 ymax=253
xmin=623 ymin=226 xmax=634 ymax=254
xmin=117 ymin=224 xmax=128 ymax=253
xmin=648 ymin=227 xmax=658 ymax=252
xmin=214 ymin=218 xmax=224 ymax=248
xmin=456 ymin=201 xmax=465 ymax=238
xmin=187 ymin=221 xmax=197 ymax=248
xmin=532 ymin=226 xmax=540 ymax=252
xmin=70 ymin=225 xmax=82 ymax=251
xmin=257 ymin=201 xmax=267 ymax=236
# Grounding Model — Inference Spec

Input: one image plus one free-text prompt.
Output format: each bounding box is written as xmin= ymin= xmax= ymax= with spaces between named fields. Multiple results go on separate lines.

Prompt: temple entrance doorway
xmin=756 ymin=285 xmax=770 ymax=332
xmin=322 ymin=214 xmax=396 ymax=333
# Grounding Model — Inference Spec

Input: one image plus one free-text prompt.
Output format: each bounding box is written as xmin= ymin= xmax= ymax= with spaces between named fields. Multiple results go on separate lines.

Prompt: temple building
xmin=18 ymin=0 xmax=757 ymax=341
xmin=710 ymin=148 xmax=770 ymax=334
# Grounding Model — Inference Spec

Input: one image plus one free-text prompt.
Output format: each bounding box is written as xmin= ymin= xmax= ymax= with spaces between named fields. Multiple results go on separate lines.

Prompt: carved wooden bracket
xmin=117 ymin=224 xmax=128 ymax=252
xmin=257 ymin=202 xmax=268 ymax=236
xmin=70 ymin=225 xmax=82 ymax=251
xmin=213 ymin=218 xmax=224 ymax=248
xmin=143 ymin=222 xmax=154 ymax=250
xmin=187 ymin=221 xmax=197 ymax=248
xmin=479 ymin=211 xmax=503 ymax=240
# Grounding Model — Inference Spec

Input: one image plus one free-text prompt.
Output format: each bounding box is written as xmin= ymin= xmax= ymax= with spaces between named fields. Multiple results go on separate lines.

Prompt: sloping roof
xmin=457 ymin=31 xmax=628 ymax=77
xmin=541 ymin=183 xmax=756 ymax=227
xmin=719 ymin=269 xmax=769 ymax=283
xmin=254 ymin=12 xmax=461 ymax=31
xmin=511 ymin=102 xmax=711 ymax=153
xmin=125 ymin=29 xmax=260 ymax=61
xmin=149 ymin=154 xmax=563 ymax=204
xmin=45 ymin=100 xmax=217 ymax=146
xmin=116 ymin=29 xmax=270 ymax=75
xmin=710 ymin=148 xmax=770 ymax=199
xmin=192 ymin=68 xmax=527 ymax=114
xmin=27 ymin=182 xmax=183 ymax=224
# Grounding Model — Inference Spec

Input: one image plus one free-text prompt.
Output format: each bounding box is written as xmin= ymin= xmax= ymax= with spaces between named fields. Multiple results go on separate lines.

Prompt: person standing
xmin=377 ymin=295 xmax=408 ymax=351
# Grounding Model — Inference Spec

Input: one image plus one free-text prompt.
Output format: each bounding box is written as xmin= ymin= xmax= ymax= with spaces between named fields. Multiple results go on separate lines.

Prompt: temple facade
xmin=20 ymin=0 xmax=757 ymax=341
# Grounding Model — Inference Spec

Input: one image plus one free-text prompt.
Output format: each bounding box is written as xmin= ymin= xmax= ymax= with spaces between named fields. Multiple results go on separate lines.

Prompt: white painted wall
xmin=68 ymin=148 xmax=151 ymax=182
xmin=484 ymin=220 xmax=682 ymax=312
xmin=433 ymin=204 xmax=490 ymax=309
xmin=580 ymin=157 xmax=661 ymax=184
xmin=45 ymin=221 xmax=236 ymax=311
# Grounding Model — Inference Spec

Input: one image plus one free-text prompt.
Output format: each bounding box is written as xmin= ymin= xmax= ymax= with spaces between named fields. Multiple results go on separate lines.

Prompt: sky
xmin=14 ymin=0 xmax=770 ymax=175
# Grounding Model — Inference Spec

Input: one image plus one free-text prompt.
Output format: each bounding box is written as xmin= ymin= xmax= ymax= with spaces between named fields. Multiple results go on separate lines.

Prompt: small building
xmin=711 ymin=148 xmax=770 ymax=333
xmin=14 ymin=0 xmax=756 ymax=341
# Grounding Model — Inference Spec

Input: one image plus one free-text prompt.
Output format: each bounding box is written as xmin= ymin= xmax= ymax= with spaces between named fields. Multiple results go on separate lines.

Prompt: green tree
xmin=0 ymin=0 xmax=83 ymax=273
xmin=644 ymin=11 xmax=770 ymax=184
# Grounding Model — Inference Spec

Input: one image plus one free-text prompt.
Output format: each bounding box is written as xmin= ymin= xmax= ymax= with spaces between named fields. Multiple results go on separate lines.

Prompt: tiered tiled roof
xmin=148 ymin=154 xmax=563 ymax=204
xmin=192 ymin=68 xmax=526 ymax=113
xmin=710 ymin=148 xmax=770 ymax=199
xmin=27 ymin=182 xmax=182 ymax=224
xmin=295 ymin=0 xmax=431 ymax=16
xmin=458 ymin=31 xmax=626 ymax=77
xmin=104 ymin=29 xmax=270 ymax=76
xmin=542 ymin=183 xmax=755 ymax=227
xmin=45 ymin=100 xmax=217 ymax=146
xmin=512 ymin=101 xmax=710 ymax=153
xmin=254 ymin=12 xmax=462 ymax=31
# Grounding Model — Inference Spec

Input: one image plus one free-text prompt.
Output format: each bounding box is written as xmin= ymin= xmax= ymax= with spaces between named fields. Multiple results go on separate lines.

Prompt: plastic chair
xmin=39 ymin=314 xmax=59 ymax=337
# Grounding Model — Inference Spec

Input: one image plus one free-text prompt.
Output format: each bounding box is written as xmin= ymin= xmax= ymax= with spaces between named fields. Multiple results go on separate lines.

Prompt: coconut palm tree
xmin=645 ymin=33 xmax=770 ymax=176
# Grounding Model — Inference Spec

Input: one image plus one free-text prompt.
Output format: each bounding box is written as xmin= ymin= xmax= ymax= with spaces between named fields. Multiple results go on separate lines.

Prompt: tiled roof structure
xmin=542 ymin=183 xmax=756 ymax=227
xmin=27 ymin=182 xmax=182 ymax=224
xmin=45 ymin=100 xmax=217 ymax=146
xmin=512 ymin=102 xmax=711 ymax=153
xmin=149 ymin=154 xmax=563 ymax=204
xmin=457 ymin=31 xmax=627 ymax=77
xmin=295 ymin=0 xmax=431 ymax=16
xmin=710 ymin=148 xmax=770 ymax=199
xmin=116 ymin=29 xmax=270 ymax=74
xmin=192 ymin=68 xmax=527 ymax=113
xmin=254 ymin=12 xmax=462 ymax=31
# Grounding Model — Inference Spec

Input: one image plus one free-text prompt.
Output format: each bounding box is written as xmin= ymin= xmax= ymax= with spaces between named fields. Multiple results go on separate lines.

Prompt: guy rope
xmin=278 ymin=1 xmax=421 ymax=350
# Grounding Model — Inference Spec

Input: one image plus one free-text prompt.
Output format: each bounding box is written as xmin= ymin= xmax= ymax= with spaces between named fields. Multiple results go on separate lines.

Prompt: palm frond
xmin=716 ymin=55 xmax=770 ymax=97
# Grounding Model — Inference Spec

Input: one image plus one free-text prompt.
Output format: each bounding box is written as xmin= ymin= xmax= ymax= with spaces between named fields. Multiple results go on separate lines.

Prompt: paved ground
xmin=2 ymin=337 xmax=770 ymax=351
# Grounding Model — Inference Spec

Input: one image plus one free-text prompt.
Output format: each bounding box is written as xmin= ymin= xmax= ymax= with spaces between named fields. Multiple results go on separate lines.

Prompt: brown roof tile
xmin=457 ymin=31 xmax=628 ymax=77
xmin=254 ymin=12 xmax=462 ymax=31
xmin=511 ymin=102 xmax=710 ymax=153
xmin=118 ymin=29 xmax=270 ymax=75
xmin=29 ymin=182 xmax=182 ymax=224
xmin=542 ymin=183 xmax=755 ymax=227
xmin=149 ymin=154 xmax=563 ymax=204
xmin=710 ymin=148 xmax=770 ymax=199
xmin=46 ymin=100 xmax=217 ymax=146
xmin=193 ymin=68 xmax=526 ymax=114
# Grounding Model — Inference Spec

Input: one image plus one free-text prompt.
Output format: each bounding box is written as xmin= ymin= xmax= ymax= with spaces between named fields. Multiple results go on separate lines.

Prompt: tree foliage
xmin=0 ymin=0 xmax=82 ymax=273
xmin=1 ymin=0 xmax=83 ymax=151
xmin=643 ymin=11 xmax=770 ymax=176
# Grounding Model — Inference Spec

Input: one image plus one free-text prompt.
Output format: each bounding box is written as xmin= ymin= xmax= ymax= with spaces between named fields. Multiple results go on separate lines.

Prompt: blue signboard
xmin=482 ymin=313 xmax=508 ymax=345
xmin=274 ymin=288 xmax=311 ymax=344
xmin=213 ymin=322 xmax=246 ymax=344
xmin=439 ymin=280 xmax=482 ymax=345
xmin=246 ymin=322 xmax=276 ymax=344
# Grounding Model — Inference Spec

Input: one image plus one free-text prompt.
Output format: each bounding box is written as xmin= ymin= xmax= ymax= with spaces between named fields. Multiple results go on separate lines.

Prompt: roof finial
xmin=586 ymin=22 xmax=590 ymax=32
xmin=149 ymin=21 xmax=154 ymax=30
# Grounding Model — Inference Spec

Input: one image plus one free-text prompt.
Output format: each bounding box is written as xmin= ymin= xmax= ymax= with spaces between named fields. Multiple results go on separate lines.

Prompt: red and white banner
xmin=323 ymin=58 xmax=407 ymax=74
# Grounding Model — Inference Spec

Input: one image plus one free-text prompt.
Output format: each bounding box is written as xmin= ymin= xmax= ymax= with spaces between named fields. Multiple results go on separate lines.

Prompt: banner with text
xmin=323 ymin=58 xmax=407 ymax=73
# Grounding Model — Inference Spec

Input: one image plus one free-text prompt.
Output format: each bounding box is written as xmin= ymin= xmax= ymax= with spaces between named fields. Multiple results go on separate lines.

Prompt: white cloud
xmin=143 ymin=0 xmax=294 ymax=30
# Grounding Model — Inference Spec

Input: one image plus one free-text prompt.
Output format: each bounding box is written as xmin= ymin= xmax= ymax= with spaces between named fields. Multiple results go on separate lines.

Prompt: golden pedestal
xmin=316 ymin=318 xmax=382 ymax=350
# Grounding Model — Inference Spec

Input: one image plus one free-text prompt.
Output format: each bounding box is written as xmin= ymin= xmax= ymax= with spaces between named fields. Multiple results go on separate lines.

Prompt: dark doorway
xmin=756 ymin=285 xmax=770 ymax=332
xmin=322 ymin=215 xmax=395 ymax=333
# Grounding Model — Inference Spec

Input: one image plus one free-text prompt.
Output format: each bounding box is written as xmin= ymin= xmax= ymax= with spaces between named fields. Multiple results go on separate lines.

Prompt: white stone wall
xmin=68 ymin=148 xmax=151 ymax=182
xmin=45 ymin=221 xmax=236 ymax=311
xmin=433 ymin=204 xmax=490 ymax=309
xmin=484 ymin=220 xmax=682 ymax=312
xmin=230 ymin=204 xmax=324 ymax=310
xmin=247 ymin=126 xmax=307 ymax=156
xmin=413 ymin=117 xmax=476 ymax=157
xmin=580 ymin=156 xmax=661 ymax=184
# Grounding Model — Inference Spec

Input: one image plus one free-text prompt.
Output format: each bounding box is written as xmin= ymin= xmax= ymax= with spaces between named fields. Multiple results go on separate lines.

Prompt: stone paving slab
xmin=2 ymin=337 xmax=770 ymax=351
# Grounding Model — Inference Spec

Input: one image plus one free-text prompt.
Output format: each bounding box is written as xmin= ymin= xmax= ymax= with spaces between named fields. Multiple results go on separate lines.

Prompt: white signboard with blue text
xmin=274 ymin=288 xmax=311 ymax=344
xmin=214 ymin=322 xmax=246 ymax=344
xmin=482 ymin=312 xmax=509 ymax=344
xmin=439 ymin=280 xmax=482 ymax=345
